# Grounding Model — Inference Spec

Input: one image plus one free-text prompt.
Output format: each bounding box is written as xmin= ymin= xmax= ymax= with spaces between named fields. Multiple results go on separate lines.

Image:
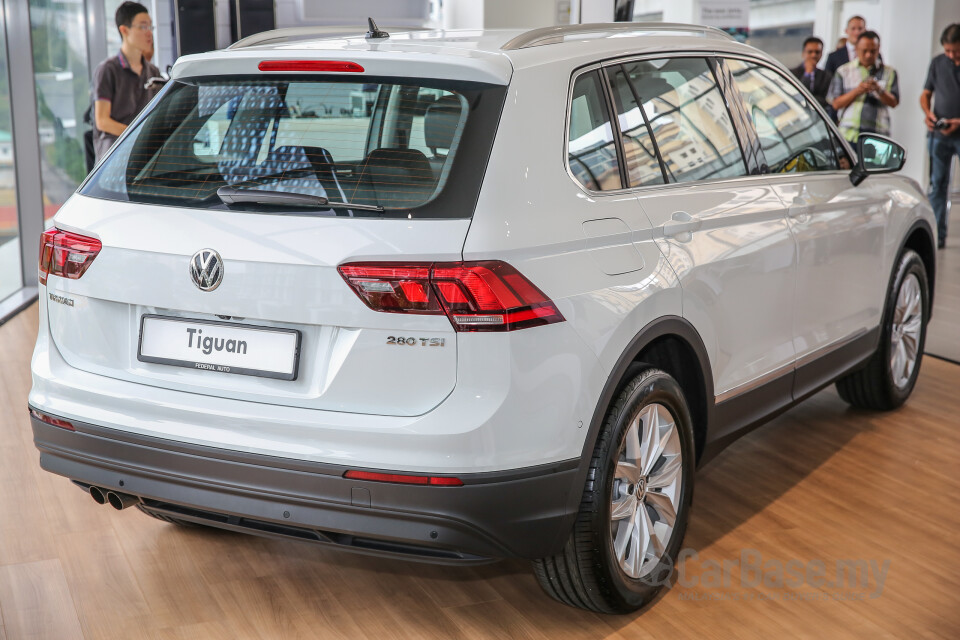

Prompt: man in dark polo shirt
xmin=92 ymin=1 xmax=161 ymax=162
xmin=921 ymin=23 xmax=960 ymax=249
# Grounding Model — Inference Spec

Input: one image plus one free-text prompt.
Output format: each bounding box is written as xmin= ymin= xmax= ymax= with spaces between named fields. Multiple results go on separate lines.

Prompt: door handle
xmin=662 ymin=211 xmax=702 ymax=237
xmin=788 ymin=202 xmax=812 ymax=222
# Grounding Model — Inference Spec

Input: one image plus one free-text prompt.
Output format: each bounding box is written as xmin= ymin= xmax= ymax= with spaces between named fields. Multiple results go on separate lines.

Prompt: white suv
xmin=29 ymin=23 xmax=936 ymax=613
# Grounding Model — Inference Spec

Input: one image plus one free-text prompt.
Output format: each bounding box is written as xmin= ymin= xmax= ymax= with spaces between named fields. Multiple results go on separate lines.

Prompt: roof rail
xmin=228 ymin=25 xmax=428 ymax=50
xmin=501 ymin=22 xmax=735 ymax=51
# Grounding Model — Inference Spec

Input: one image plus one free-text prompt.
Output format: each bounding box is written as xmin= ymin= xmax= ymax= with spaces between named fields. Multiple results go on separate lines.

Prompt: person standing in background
xmin=921 ymin=23 xmax=960 ymax=249
xmin=828 ymin=31 xmax=899 ymax=143
xmin=791 ymin=37 xmax=833 ymax=112
xmin=91 ymin=2 xmax=161 ymax=162
xmin=826 ymin=16 xmax=866 ymax=74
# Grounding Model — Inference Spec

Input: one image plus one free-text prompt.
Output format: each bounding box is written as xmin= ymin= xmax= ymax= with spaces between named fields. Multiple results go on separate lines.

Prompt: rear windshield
xmin=81 ymin=76 xmax=506 ymax=218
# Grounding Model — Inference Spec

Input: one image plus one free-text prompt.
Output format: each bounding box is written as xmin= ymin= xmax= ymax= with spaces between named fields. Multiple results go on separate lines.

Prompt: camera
xmin=935 ymin=118 xmax=950 ymax=130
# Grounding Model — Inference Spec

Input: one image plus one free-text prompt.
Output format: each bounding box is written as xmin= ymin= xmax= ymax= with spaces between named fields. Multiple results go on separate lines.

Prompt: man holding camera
xmin=828 ymin=31 xmax=899 ymax=144
xmin=921 ymin=24 xmax=960 ymax=249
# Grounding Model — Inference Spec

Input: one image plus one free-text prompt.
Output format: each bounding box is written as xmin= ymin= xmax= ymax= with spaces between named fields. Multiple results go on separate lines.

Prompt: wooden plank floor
xmin=2 ymin=303 xmax=959 ymax=639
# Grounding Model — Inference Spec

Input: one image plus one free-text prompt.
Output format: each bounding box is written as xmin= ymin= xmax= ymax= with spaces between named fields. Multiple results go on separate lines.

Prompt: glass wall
xmin=30 ymin=0 xmax=92 ymax=221
xmin=0 ymin=9 xmax=20 ymax=302
xmin=104 ymin=0 xmax=124 ymax=54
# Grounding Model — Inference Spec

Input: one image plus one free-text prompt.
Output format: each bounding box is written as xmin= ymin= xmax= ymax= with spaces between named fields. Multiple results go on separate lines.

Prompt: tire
xmin=836 ymin=249 xmax=929 ymax=411
xmin=532 ymin=367 xmax=696 ymax=613
xmin=136 ymin=504 xmax=199 ymax=528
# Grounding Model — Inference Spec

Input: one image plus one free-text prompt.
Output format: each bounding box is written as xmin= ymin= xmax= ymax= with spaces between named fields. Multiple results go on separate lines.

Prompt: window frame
xmin=565 ymin=52 xmax=754 ymax=196
xmin=563 ymin=51 xmax=858 ymax=197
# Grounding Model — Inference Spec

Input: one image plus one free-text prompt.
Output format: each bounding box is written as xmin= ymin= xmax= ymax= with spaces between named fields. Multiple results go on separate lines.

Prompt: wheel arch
xmin=900 ymin=218 xmax=937 ymax=313
xmin=577 ymin=316 xmax=714 ymax=477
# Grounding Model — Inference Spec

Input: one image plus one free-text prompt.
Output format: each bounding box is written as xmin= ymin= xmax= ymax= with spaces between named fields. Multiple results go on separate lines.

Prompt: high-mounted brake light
xmin=38 ymin=229 xmax=102 ymax=286
xmin=344 ymin=470 xmax=463 ymax=487
xmin=29 ymin=408 xmax=76 ymax=431
xmin=338 ymin=260 xmax=565 ymax=332
xmin=258 ymin=60 xmax=365 ymax=73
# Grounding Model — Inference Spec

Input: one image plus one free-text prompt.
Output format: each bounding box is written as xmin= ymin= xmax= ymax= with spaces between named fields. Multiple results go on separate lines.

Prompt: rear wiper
xmin=216 ymin=186 xmax=384 ymax=212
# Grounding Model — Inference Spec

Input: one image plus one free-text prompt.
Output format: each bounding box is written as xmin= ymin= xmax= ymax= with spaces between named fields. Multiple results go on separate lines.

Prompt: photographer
xmin=827 ymin=31 xmax=899 ymax=143
xmin=921 ymin=23 xmax=960 ymax=249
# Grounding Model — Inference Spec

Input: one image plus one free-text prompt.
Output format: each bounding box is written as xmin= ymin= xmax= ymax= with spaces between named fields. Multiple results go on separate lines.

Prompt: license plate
xmin=138 ymin=315 xmax=301 ymax=380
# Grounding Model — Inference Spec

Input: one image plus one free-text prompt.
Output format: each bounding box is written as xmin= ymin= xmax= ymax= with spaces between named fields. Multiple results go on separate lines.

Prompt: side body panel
xmin=638 ymin=178 xmax=797 ymax=399
xmin=462 ymin=62 xmax=683 ymax=394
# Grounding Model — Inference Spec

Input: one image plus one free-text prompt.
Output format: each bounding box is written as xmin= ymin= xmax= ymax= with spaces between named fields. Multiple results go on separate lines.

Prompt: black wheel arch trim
xmin=897 ymin=217 xmax=936 ymax=314
xmin=569 ymin=316 xmax=714 ymax=506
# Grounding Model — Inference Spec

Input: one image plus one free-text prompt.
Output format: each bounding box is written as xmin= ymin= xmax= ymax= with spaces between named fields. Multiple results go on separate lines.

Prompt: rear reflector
xmin=29 ymin=408 xmax=76 ymax=431
xmin=344 ymin=470 xmax=463 ymax=487
xmin=258 ymin=60 xmax=365 ymax=73
xmin=338 ymin=260 xmax=564 ymax=332
xmin=38 ymin=229 xmax=102 ymax=286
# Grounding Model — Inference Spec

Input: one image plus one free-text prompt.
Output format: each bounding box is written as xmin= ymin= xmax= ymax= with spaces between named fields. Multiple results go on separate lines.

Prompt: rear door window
xmin=620 ymin=58 xmax=747 ymax=183
xmin=81 ymin=77 xmax=504 ymax=218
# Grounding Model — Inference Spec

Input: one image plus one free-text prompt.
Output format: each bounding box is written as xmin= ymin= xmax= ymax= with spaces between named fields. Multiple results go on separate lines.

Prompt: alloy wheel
xmin=610 ymin=402 xmax=683 ymax=579
xmin=889 ymin=273 xmax=923 ymax=390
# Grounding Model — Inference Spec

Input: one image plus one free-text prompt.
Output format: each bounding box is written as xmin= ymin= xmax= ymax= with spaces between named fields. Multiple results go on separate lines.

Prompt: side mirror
xmin=849 ymin=133 xmax=905 ymax=186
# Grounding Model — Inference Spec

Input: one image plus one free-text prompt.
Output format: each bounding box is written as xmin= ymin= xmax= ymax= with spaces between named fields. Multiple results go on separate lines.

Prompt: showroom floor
xmin=2 ymin=302 xmax=959 ymax=639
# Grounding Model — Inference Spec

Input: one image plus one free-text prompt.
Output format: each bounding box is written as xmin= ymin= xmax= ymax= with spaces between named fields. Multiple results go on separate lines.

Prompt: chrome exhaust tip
xmin=106 ymin=491 xmax=139 ymax=510
xmin=89 ymin=486 xmax=107 ymax=505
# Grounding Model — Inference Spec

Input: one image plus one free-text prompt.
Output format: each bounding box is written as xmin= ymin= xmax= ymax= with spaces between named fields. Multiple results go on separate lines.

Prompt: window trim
xmin=565 ymin=53 xmax=753 ymax=197
xmin=597 ymin=68 xmax=631 ymax=190
xmin=563 ymin=50 xmax=858 ymax=198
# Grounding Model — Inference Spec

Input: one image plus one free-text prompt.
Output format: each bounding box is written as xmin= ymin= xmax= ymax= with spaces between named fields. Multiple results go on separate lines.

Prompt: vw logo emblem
xmin=189 ymin=249 xmax=223 ymax=291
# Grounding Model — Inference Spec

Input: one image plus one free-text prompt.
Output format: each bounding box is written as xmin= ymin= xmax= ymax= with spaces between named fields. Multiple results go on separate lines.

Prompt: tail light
xmin=338 ymin=260 xmax=564 ymax=332
xmin=39 ymin=229 xmax=102 ymax=286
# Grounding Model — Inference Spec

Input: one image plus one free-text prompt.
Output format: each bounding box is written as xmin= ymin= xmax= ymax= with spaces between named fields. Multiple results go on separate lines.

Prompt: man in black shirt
xmin=91 ymin=2 xmax=161 ymax=162
xmin=921 ymin=23 xmax=960 ymax=248
xmin=791 ymin=37 xmax=833 ymax=113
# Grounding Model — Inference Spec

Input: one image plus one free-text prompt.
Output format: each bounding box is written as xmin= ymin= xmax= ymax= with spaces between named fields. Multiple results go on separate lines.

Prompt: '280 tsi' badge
xmin=189 ymin=249 xmax=224 ymax=291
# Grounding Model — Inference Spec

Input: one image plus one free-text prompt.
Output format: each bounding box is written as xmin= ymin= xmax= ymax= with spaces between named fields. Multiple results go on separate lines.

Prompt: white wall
xmin=442 ymin=1 xmax=485 ymax=29
xmin=484 ymin=0 xmax=558 ymax=28
xmin=281 ymin=0 xmax=429 ymax=26
xmin=576 ymin=0 xmax=615 ymax=23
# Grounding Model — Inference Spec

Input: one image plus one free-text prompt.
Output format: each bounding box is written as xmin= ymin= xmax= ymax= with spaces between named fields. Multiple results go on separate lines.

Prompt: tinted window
xmin=725 ymin=59 xmax=839 ymax=173
xmin=609 ymin=66 xmax=665 ymax=187
xmin=568 ymin=71 xmax=622 ymax=191
xmin=622 ymin=58 xmax=746 ymax=183
xmin=81 ymin=77 xmax=504 ymax=217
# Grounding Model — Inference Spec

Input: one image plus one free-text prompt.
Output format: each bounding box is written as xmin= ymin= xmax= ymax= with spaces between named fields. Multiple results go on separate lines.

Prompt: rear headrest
xmin=424 ymin=95 xmax=463 ymax=154
xmin=361 ymin=147 xmax=435 ymax=208
xmin=364 ymin=148 xmax=433 ymax=182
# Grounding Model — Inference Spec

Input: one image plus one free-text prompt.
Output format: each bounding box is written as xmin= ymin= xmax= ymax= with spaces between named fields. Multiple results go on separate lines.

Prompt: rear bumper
xmin=31 ymin=410 xmax=580 ymax=562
